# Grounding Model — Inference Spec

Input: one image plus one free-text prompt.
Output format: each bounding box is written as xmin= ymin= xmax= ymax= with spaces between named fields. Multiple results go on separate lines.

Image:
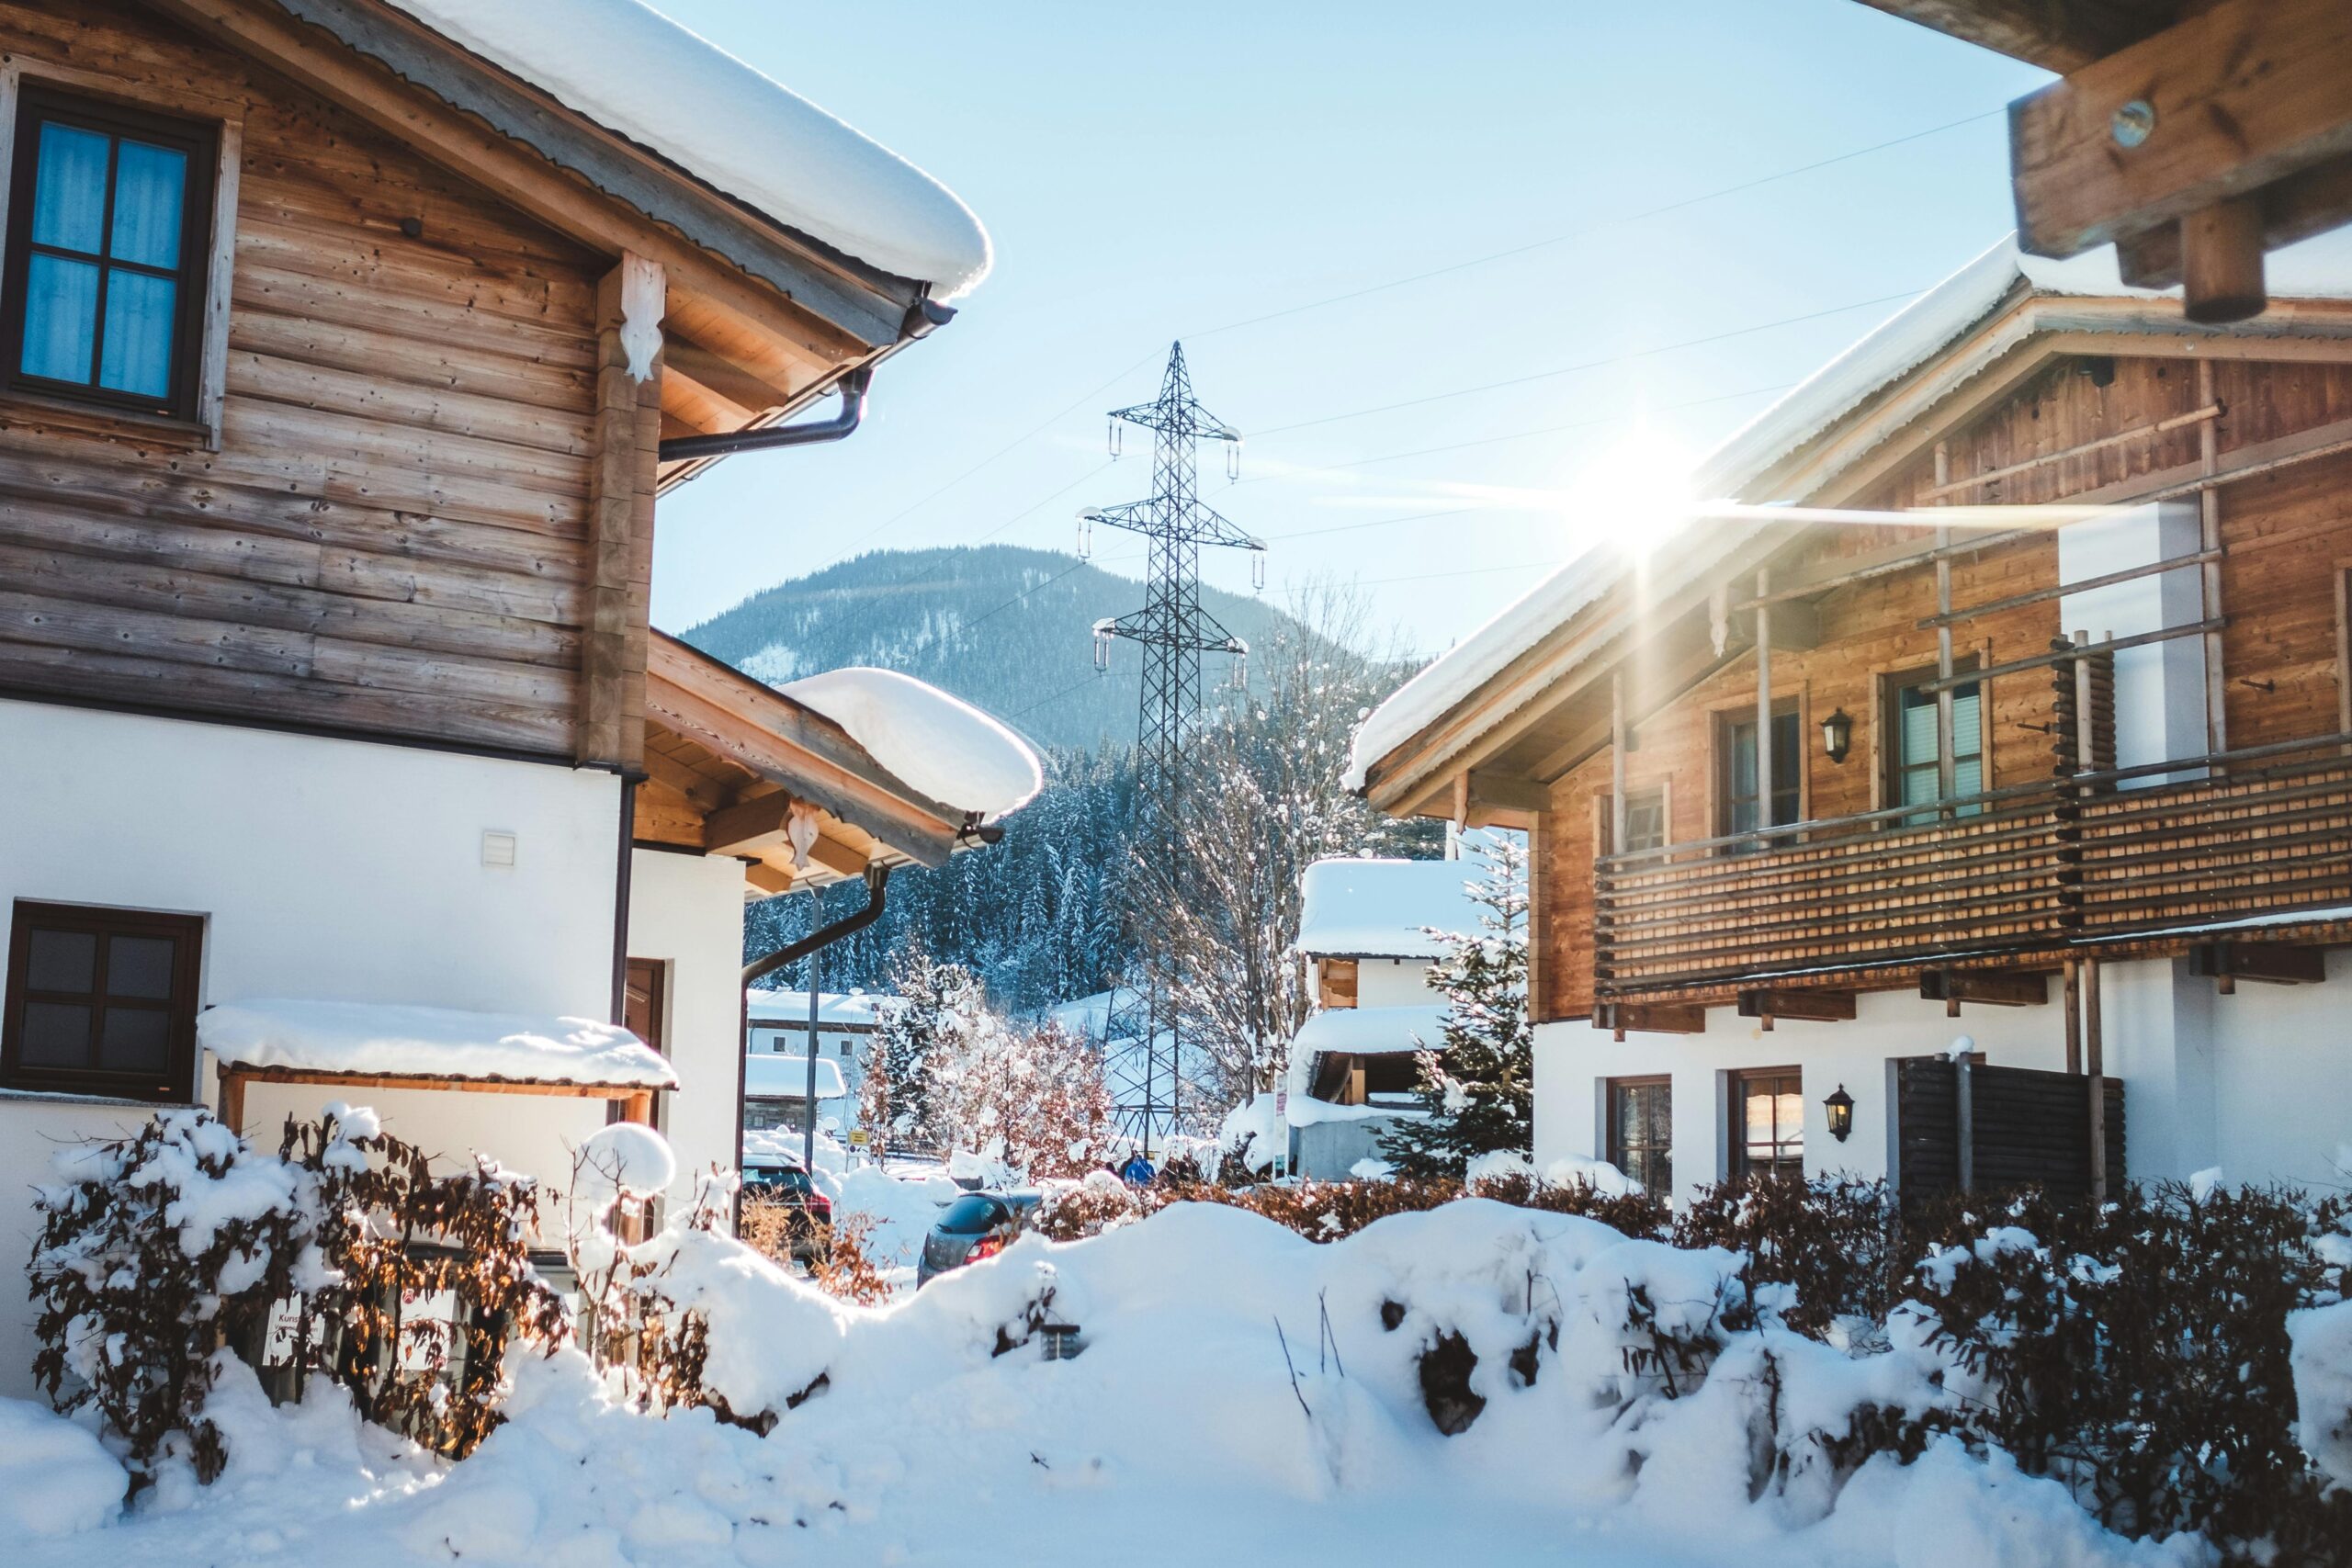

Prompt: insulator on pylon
xmin=1229 ymin=652 xmax=1249 ymax=691
xmin=1108 ymin=421 xmax=1122 ymax=460
xmin=1092 ymin=617 xmax=1115 ymax=673
xmin=1077 ymin=513 xmax=1093 ymax=561
xmin=1250 ymin=553 xmax=1266 ymax=592
xmin=1226 ymin=440 xmax=1241 ymax=483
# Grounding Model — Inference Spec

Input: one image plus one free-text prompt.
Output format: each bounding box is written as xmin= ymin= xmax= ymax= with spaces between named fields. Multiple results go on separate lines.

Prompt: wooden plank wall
xmin=0 ymin=0 xmax=608 ymax=759
xmin=1538 ymin=350 xmax=2352 ymax=1021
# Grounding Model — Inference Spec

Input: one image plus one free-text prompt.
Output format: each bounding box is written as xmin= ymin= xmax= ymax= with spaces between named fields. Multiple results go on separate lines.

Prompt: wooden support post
xmin=2198 ymin=359 xmax=2229 ymax=769
xmin=1955 ymin=1054 xmax=1974 ymax=1195
xmin=218 ymin=1068 xmax=245 ymax=1138
xmin=2181 ymin=197 xmax=2267 ymax=325
xmin=1935 ymin=511 xmax=1957 ymax=818
xmin=2084 ymin=959 xmax=2107 ymax=1204
xmin=579 ymin=254 xmax=666 ymax=771
xmin=2063 ymin=957 xmax=2082 ymax=1076
xmin=2073 ymin=628 xmax=2097 ymax=780
xmin=1610 ymin=670 xmax=1629 ymax=855
xmin=1754 ymin=570 xmax=1773 ymax=845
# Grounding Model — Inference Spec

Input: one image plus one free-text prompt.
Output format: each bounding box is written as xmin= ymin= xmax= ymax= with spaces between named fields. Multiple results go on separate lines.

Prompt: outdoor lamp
xmin=1821 ymin=707 xmax=1853 ymax=764
xmin=1824 ymin=1084 xmax=1855 ymax=1143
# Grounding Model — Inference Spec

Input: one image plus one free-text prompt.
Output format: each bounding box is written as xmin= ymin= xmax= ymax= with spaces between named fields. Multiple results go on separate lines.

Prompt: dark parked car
xmin=741 ymin=1161 xmax=832 ymax=1262
xmin=916 ymin=1190 xmax=1044 ymax=1287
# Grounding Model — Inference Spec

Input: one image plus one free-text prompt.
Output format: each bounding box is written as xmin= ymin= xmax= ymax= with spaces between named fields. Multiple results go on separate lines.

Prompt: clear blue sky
xmin=648 ymin=0 xmax=2051 ymax=657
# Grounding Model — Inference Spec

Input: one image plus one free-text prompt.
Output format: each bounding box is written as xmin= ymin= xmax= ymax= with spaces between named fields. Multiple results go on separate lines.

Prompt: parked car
xmin=741 ymin=1160 xmax=833 ymax=1262
xmin=916 ymin=1190 xmax=1044 ymax=1287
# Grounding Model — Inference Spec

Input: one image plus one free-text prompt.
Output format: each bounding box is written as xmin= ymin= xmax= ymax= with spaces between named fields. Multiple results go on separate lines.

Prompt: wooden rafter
xmin=1854 ymin=0 xmax=2188 ymax=73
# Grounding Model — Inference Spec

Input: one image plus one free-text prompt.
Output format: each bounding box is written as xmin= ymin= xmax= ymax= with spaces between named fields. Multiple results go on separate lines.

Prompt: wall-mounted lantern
xmin=1823 ymin=1083 xmax=1855 ymax=1143
xmin=1821 ymin=707 xmax=1853 ymax=765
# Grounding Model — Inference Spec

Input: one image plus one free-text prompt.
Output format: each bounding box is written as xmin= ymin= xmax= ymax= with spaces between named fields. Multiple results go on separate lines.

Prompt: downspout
xmin=654 ymin=298 xmax=953 ymax=465
xmin=610 ymin=777 xmax=638 ymax=1026
xmin=734 ymin=862 xmax=892 ymax=1224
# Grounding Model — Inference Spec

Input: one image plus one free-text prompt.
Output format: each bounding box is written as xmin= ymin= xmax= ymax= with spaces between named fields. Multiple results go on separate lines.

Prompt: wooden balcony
xmin=1594 ymin=733 xmax=2352 ymax=1000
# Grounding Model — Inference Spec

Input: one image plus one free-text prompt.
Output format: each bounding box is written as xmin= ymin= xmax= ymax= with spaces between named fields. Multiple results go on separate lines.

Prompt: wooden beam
xmin=705 ymin=790 xmax=797 ymax=855
xmin=578 ymin=257 xmax=664 ymax=769
xmin=806 ymin=832 xmax=870 ymax=879
xmin=1854 ymin=0 xmax=2183 ymax=73
xmin=1607 ymin=1002 xmax=1708 ymax=1037
xmin=1736 ymin=988 xmax=1859 ymax=1028
xmin=2010 ymin=0 xmax=2352 ymax=261
xmin=1920 ymin=968 xmax=2052 ymax=1010
xmin=213 ymin=1064 xmax=655 ymax=1097
xmin=1467 ymin=769 xmax=1549 ymax=816
xmin=742 ymin=859 xmax=795 ymax=896
xmin=2188 ymin=941 xmax=2328 ymax=987
xmin=663 ymin=340 xmax=793 ymax=413
xmin=2117 ymin=152 xmax=2352 ymax=287
xmin=2180 ymin=196 xmax=2267 ymax=323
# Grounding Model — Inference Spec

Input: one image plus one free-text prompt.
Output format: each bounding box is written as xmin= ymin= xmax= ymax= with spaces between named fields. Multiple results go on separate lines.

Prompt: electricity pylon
xmin=1080 ymin=342 xmax=1263 ymax=1154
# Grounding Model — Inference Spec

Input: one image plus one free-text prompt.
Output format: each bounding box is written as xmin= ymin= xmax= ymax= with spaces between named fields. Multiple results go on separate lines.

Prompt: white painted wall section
xmin=625 ymin=847 xmax=748 ymax=1200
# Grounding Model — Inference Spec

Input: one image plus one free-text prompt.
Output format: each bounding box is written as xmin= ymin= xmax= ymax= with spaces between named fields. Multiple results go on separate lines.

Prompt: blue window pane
xmin=108 ymin=141 xmax=187 ymax=268
xmin=21 ymin=253 xmax=97 ymax=382
xmin=98 ymin=269 xmax=175 ymax=397
xmin=30 ymin=122 xmax=109 ymax=254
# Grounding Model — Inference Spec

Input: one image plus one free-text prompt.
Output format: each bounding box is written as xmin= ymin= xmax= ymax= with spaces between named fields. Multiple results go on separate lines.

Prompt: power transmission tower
xmin=1080 ymin=342 xmax=1263 ymax=1155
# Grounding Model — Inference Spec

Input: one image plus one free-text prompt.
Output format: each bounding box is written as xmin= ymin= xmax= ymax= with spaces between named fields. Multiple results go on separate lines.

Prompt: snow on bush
xmin=0 ymin=1397 xmax=129 ymax=1536
xmin=2289 ymin=1298 xmax=2352 ymax=1491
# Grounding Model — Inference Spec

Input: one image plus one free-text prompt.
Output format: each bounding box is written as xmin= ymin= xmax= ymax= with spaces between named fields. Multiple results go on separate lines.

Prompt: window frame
xmin=1714 ymin=700 xmax=1804 ymax=840
xmin=1882 ymin=655 xmax=1989 ymax=818
xmin=1727 ymin=1066 xmax=1804 ymax=1183
xmin=1 ymin=899 xmax=204 ymax=1103
xmin=0 ymin=85 xmax=219 ymax=423
xmin=1604 ymin=1074 xmax=1673 ymax=1202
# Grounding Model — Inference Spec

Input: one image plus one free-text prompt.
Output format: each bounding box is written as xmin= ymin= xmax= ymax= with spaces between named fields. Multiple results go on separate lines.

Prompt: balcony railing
xmin=1593 ymin=731 xmax=2352 ymax=998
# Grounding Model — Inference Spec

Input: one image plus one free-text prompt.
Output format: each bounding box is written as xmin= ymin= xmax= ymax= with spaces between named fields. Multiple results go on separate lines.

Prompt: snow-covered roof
xmin=198 ymin=999 xmax=676 ymax=1089
xmin=745 ymin=989 xmax=899 ymax=1028
xmin=1046 ymin=987 xmax=1142 ymax=1042
xmin=1290 ymin=1003 xmax=1450 ymax=1059
xmin=1347 ymin=228 xmax=2352 ymax=794
xmin=778 ymin=668 xmax=1042 ymax=823
xmin=1295 ymin=858 xmax=1484 ymax=958
xmin=385 ymin=0 xmax=989 ymax=298
xmin=743 ymin=1055 xmax=849 ymax=1100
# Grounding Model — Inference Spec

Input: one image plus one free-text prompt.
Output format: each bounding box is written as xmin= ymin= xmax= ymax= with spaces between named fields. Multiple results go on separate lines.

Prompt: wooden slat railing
xmin=1593 ymin=730 xmax=2352 ymax=997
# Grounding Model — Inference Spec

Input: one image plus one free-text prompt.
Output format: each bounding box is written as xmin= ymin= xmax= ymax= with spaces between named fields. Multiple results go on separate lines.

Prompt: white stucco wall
xmin=625 ymin=847 xmax=748 ymax=1198
xmin=0 ymin=697 xmax=623 ymax=1398
xmin=1534 ymin=955 xmax=2352 ymax=1207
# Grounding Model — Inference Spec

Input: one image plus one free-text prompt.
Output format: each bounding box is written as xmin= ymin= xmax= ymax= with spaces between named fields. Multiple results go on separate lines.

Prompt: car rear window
xmin=748 ymin=1167 xmax=812 ymax=1193
xmin=939 ymin=1194 xmax=1007 ymax=1232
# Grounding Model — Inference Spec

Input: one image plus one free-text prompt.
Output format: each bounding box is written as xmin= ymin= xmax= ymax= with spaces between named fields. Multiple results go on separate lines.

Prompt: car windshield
xmin=938 ymin=1194 xmax=1007 ymax=1232
xmin=747 ymin=1167 xmax=811 ymax=1193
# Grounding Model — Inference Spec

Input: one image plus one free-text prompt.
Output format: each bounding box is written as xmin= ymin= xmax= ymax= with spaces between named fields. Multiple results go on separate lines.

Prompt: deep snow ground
xmin=6 ymin=1200 xmax=2199 ymax=1568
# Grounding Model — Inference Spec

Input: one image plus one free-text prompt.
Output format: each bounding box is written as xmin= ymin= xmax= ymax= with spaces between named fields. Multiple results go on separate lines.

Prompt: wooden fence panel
xmin=1893 ymin=1057 xmax=2124 ymax=1207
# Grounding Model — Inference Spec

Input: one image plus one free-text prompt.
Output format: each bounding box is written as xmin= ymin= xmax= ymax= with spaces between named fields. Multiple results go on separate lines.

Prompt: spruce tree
xmin=1377 ymin=837 xmax=1532 ymax=1179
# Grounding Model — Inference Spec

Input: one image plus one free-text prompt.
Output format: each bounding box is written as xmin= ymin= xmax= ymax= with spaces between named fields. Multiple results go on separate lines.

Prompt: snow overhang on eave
xmin=264 ymin=0 xmax=981 ymax=349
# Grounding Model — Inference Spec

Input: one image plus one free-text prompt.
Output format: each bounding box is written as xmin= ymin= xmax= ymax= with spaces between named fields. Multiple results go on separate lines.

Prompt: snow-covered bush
xmin=29 ymin=1107 xmax=563 ymax=1483
xmin=1674 ymin=1174 xmax=1903 ymax=1338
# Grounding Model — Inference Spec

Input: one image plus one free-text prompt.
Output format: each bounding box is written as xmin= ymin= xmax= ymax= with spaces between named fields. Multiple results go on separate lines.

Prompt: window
xmin=2 ymin=900 xmax=202 ymax=1101
xmin=1887 ymin=660 xmax=1984 ymax=820
xmin=1720 ymin=707 xmax=1801 ymax=839
xmin=1606 ymin=1077 xmax=1672 ymax=1201
xmin=2 ymin=88 xmax=216 ymax=419
xmin=1603 ymin=785 xmax=1668 ymax=854
xmin=1730 ymin=1068 xmax=1804 ymax=1181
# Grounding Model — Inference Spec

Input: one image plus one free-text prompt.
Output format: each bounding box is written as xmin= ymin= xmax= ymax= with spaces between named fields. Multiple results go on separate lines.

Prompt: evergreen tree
xmin=1377 ymin=838 xmax=1532 ymax=1179
xmin=868 ymin=947 xmax=978 ymax=1149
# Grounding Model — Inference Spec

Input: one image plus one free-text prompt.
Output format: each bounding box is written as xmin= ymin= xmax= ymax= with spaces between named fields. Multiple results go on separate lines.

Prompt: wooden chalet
xmin=1351 ymin=234 xmax=2352 ymax=1203
xmin=0 ymin=0 xmax=1018 ymax=1396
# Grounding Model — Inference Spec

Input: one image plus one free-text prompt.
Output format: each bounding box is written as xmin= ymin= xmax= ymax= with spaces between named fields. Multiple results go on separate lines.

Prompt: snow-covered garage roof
xmin=1346 ymin=228 xmax=2352 ymax=795
xmin=1291 ymin=1002 xmax=1450 ymax=1058
xmin=745 ymin=989 xmax=899 ymax=1028
xmin=198 ymin=999 xmax=676 ymax=1088
xmin=742 ymin=1055 xmax=849 ymax=1100
xmin=385 ymin=0 xmax=989 ymax=298
xmin=1295 ymin=858 xmax=1485 ymax=958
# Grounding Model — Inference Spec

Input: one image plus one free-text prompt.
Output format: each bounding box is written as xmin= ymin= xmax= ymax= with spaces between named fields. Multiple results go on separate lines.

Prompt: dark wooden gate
xmin=1892 ymin=1057 xmax=2124 ymax=1206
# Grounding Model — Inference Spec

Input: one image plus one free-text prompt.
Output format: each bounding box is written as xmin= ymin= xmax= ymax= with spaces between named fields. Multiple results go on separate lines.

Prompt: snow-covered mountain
xmin=677 ymin=545 xmax=1305 ymax=753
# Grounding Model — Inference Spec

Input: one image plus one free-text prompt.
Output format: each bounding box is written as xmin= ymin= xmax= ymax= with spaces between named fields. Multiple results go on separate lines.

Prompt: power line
xmin=1252 ymin=289 xmax=1927 ymax=438
xmin=1011 ymin=671 xmax=1103 ymax=721
xmin=1184 ymin=108 xmax=2002 ymax=342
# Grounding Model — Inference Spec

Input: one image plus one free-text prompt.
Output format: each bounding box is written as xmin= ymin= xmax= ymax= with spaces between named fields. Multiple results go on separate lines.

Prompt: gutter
xmin=733 ymin=862 xmax=892 ymax=1219
xmin=655 ymin=299 xmax=955 ymax=465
